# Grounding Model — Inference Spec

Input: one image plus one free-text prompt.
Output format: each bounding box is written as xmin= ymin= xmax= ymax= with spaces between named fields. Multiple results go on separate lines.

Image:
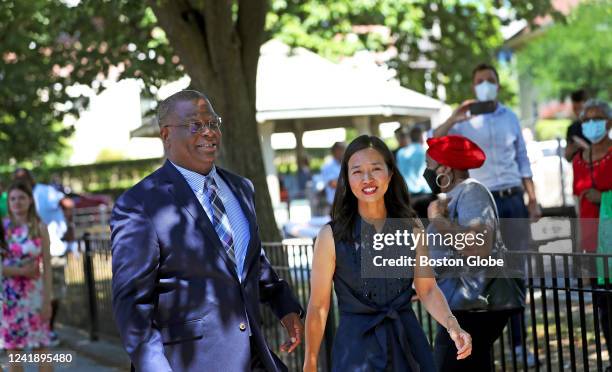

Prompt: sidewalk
xmin=55 ymin=324 xmax=131 ymax=371
xmin=1 ymin=324 xmax=130 ymax=372
xmin=0 ymin=350 xmax=121 ymax=372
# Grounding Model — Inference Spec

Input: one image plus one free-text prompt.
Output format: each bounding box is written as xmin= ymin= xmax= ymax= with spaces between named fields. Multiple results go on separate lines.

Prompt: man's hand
xmin=434 ymin=100 xmax=474 ymax=137
xmin=448 ymin=100 xmax=474 ymax=125
xmin=62 ymin=224 xmax=76 ymax=242
xmin=60 ymin=197 xmax=75 ymax=217
xmin=280 ymin=312 xmax=303 ymax=353
xmin=527 ymin=200 xmax=542 ymax=220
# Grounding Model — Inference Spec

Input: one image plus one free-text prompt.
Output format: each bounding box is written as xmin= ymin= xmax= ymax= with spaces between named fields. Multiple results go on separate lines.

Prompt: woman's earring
xmin=435 ymin=173 xmax=451 ymax=189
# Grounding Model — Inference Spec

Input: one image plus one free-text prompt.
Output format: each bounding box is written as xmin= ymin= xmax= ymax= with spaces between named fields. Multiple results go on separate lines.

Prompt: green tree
xmin=268 ymin=0 xmax=556 ymax=103
xmin=517 ymin=0 xmax=611 ymax=101
xmin=1 ymin=2 xmax=73 ymax=162
xmin=1 ymin=0 xmax=553 ymax=239
xmin=0 ymin=1 xmax=181 ymax=163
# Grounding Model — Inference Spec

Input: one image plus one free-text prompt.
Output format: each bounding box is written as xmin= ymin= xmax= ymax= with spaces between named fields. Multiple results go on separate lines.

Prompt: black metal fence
xmin=58 ymin=234 xmax=116 ymax=340
xmin=58 ymin=235 xmax=612 ymax=371
xmin=510 ymin=251 xmax=612 ymax=372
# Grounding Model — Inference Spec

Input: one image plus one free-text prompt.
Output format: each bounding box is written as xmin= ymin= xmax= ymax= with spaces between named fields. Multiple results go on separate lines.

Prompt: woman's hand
xmin=41 ymin=298 xmax=52 ymax=322
xmin=582 ymin=188 xmax=602 ymax=204
xmin=20 ymin=260 xmax=40 ymax=278
xmin=448 ymin=325 xmax=472 ymax=360
xmin=427 ymin=198 xmax=451 ymax=219
xmin=303 ymin=357 xmax=317 ymax=372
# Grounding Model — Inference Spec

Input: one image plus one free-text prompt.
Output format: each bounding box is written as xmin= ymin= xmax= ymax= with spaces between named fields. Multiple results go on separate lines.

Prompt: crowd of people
xmin=306 ymin=63 xmax=611 ymax=371
xmin=1 ymin=59 xmax=610 ymax=372
xmin=104 ymin=63 xmax=610 ymax=371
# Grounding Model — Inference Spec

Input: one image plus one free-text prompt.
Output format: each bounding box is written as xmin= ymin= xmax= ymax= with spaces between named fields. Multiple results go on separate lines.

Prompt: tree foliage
xmin=267 ymin=0 xmax=556 ymax=103
xmin=516 ymin=0 xmax=611 ymax=101
xmin=0 ymin=0 xmax=555 ymax=164
xmin=0 ymin=0 xmax=181 ymax=163
xmin=1 ymin=0 xmax=556 ymax=239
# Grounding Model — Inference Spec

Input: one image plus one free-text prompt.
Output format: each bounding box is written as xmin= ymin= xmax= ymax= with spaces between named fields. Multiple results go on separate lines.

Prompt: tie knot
xmin=204 ymin=176 xmax=217 ymax=191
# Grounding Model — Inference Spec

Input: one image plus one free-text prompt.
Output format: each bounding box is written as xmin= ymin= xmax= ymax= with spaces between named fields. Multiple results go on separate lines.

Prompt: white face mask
xmin=475 ymin=81 xmax=498 ymax=101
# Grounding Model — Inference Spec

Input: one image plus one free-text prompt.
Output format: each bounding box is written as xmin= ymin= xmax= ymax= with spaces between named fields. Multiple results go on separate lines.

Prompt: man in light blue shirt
xmin=397 ymin=126 xmax=431 ymax=194
xmin=170 ymin=161 xmax=251 ymax=277
xmin=320 ymin=142 xmax=345 ymax=207
xmin=433 ymin=63 xmax=540 ymax=365
xmin=434 ymin=63 xmax=541 ymax=222
xmin=397 ymin=126 xmax=433 ymax=217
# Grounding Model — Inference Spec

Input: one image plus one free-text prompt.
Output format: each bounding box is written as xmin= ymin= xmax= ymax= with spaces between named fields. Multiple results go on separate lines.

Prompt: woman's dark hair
xmin=0 ymin=181 xmax=5 ymax=252
xmin=570 ymin=89 xmax=588 ymax=103
xmin=0 ymin=217 xmax=6 ymax=252
xmin=330 ymin=135 xmax=416 ymax=243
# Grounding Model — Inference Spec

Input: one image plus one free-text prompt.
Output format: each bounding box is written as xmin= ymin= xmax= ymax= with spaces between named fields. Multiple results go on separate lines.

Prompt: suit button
xmin=239 ymin=322 xmax=247 ymax=331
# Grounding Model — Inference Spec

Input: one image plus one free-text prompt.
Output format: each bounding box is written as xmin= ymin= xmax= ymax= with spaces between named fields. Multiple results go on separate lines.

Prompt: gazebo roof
xmin=255 ymin=40 xmax=443 ymax=123
xmin=131 ymin=40 xmax=445 ymax=138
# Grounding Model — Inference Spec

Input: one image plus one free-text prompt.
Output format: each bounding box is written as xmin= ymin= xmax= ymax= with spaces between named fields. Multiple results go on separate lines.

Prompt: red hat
xmin=426 ymin=135 xmax=486 ymax=170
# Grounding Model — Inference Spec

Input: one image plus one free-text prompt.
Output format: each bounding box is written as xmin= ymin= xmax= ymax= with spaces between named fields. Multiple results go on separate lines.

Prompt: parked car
xmin=69 ymin=193 xmax=113 ymax=236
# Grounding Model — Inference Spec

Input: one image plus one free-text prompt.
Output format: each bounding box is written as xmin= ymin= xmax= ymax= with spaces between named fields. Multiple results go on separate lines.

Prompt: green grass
xmin=535 ymin=119 xmax=572 ymax=141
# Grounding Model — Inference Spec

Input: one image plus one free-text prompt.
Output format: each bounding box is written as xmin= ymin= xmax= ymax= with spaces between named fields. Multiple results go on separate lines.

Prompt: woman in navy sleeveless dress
xmin=304 ymin=135 xmax=472 ymax=372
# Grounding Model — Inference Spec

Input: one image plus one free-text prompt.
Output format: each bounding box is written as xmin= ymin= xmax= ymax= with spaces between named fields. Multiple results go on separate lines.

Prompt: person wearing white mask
xmin=433 ymin=63 xmax=540 ymax=367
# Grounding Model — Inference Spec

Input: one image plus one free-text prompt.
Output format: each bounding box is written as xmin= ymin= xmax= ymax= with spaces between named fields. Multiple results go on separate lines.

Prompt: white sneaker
xmin=48 ymin=331 xmax=60 ymax=347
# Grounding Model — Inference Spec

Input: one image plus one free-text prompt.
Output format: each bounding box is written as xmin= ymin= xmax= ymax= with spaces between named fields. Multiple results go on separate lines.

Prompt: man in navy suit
xmin=111 ymin=90 xmax=304 ymax=371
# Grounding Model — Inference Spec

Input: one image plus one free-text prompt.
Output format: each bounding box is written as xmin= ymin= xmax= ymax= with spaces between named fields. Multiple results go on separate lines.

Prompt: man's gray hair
xmin=580 ymin=99 xmax=611 ymax=120
xmin=156 ymin=90 xmax=208 ymax=127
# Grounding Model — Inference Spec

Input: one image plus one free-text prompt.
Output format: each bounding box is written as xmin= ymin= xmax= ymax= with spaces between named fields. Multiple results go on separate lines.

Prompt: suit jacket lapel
xmin=160 ymin=161 xmax=240 ymax=280
xmin=216 ymin=168 xmax=261 ymax=282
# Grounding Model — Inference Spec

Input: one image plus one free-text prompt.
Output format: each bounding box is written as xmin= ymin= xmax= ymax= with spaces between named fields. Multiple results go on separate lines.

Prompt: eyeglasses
xmin=164 ymin=117 xmax=223 ymax=134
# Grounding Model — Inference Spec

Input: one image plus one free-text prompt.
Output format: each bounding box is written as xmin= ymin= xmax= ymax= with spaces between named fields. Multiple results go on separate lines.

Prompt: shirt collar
xmin=169 ymin=160 xmax=217 ymax=194
xmin=492 ymin=102 xmax=507 ymax=116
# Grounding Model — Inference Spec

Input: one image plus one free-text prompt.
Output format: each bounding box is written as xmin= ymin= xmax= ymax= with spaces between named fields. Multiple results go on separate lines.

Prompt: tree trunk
xmin=151 ymin=0 xmax=280 ymax=241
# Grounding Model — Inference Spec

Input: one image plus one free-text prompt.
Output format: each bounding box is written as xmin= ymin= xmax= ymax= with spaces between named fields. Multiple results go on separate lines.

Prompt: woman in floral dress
xmin=2 ymin=182 xmax=53 ymax=372
xmin=0 ymin=218 xmax=4 ymax=314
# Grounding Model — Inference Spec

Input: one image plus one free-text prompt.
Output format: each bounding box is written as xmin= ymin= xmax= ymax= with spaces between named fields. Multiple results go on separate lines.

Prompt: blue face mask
xmin=582 ymin=119 xmax=608 ymax=144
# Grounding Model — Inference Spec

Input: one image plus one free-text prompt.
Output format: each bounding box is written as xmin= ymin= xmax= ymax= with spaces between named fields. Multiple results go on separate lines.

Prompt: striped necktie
xmin=204 ymin=176 xmax=236 ymax=265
